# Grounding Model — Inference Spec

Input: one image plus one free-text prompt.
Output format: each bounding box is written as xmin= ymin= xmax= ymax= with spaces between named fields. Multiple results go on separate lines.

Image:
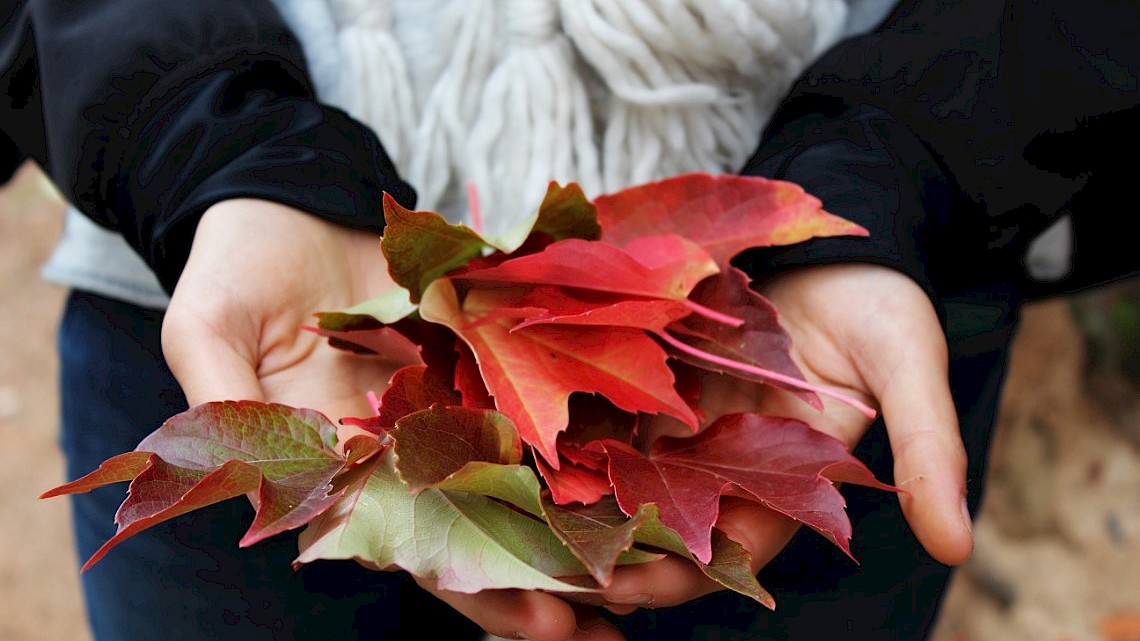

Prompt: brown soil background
xmin=2 ymin=163 xmax=1138 ymax=641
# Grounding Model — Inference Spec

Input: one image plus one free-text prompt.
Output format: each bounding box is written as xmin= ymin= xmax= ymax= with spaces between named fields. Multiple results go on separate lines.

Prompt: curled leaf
xmin=381 ymin=193 xmax=489 ymax=302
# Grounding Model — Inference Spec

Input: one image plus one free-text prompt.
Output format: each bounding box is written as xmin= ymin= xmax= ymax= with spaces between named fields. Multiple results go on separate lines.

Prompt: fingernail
xmin=960 ymin=497 xmax=973 ymax=535
xmin=608 ymin=592 xmax=653 ymax=605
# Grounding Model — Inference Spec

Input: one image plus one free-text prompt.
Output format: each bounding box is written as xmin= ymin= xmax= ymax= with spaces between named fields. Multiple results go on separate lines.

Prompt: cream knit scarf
xmin=275 ymin=0 xmax=850 ymax=234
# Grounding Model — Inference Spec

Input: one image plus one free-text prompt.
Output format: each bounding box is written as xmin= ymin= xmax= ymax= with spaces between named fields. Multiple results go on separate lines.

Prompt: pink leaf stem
xmin=656 ymin=331 xmax=877 ymax=419
xmin=467 ymin=182 xmax=483 ymax=235
xmin=682 ymin=298 xmax=745 ymax=328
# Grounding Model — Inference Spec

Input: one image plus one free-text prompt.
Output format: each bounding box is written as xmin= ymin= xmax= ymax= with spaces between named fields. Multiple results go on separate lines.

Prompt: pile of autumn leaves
xmin=45 ymin=174 xmax=892 ymax=607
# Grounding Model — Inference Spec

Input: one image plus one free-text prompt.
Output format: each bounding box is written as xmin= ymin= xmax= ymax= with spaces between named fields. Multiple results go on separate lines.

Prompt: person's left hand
xmin=162 ymin=199 xmax=626 ymax=641
xmin=595 ymin=263 xmax=974 ymax=614
xmin=162 ymin=198 xmax=399 ymax=420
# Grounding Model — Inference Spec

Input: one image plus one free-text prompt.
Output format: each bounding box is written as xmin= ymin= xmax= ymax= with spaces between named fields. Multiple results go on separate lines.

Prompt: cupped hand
xmin=163 ymin=199 xmax=399 ymax=419
xmin=599 ymin=263 xmax=973 ymax=613
xmin=163 ymin=199 xmax=620 ymax=641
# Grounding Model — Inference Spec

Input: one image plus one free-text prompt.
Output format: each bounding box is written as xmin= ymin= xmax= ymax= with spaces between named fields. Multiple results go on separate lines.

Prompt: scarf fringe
xmin=464 ymin=0 xmax=602 ymax=236
xmin=328 ymin=0 xmax=417 ymax=167
xmin=314 ymin=0 xmax=849 ymax=228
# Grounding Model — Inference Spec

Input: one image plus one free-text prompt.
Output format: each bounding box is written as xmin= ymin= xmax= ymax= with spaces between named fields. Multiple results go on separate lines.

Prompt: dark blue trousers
xmin=58 ymin=286 xmax=1018 ymax=640
xmin=58 ymin=291 xmax=483 ymax=640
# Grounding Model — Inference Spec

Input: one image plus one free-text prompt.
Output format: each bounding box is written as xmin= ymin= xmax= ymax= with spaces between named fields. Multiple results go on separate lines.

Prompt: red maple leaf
xmin=594 ymin=172 xmax=868 ymax=268
xmin=454 ymin=237 xmax=718 ymax=304
xmin=420 ymin=279 xmax=697 ymax=467
xmin=602 ymin=413 xmax=894 ymax=564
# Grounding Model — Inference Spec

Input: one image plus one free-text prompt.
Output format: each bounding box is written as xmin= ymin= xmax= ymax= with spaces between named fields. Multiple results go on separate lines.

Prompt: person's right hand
xmin=596 ymin=263 xmax=973 ymax=613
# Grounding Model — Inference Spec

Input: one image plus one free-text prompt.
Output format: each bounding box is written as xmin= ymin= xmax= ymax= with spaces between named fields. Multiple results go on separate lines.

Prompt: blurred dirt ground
xmin=1 ymin=163 xmax=1137 ymax=641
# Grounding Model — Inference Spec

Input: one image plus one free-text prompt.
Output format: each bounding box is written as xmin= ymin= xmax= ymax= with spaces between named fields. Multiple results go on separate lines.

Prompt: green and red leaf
xmin=381 ymin=193 xmax=489 ymax=302
xmin=45 ymin=402 xmax=349 ymax=568
xmin=296 ymin=452 xmax=592 ymax=594
xmin=630 ymin=503 xmax=774 ymax=608
xmin=530 ymin=181 xmax=602 ymax=244
xmin=540 ymin=496 xmax=655 ymax=586
xmin=391 ymin=405 xmax=522 ymax=492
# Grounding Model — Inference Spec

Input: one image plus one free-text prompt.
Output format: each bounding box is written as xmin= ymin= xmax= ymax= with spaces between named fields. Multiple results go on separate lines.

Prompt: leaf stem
xmin=657 ymin=331 xmax=878 ymax=419
xmin=467 ymin=182 xmax=483 ymax=235
xmin=367 ymin=391 xmax=382 ymax=416
xmin=682 ymin=299 xmax=745 ymax=328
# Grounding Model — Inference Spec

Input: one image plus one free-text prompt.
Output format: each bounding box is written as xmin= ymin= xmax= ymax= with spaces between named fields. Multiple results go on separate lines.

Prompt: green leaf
xmin=482 ymin=181 xmax=601 ymax=253
xmin=316 ymin=285 xmax=418 ymax=328
xmin=296 ymin=453 xmax=593 ymax=594
xmin=381 ymin=193 xmax=489 ymax=302
xmin=532 ymin=182 xmax=602 ymax=242
xmin=432 ymin=463 xmax=546 ymax=518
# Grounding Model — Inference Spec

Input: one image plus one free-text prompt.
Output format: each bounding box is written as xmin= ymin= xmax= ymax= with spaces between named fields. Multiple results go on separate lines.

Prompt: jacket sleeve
xmin=736 ymin=0 xmax=1140 ymax=305
xmin=1 ymin=0 xmax=414 ymax=293
xmin=0 ymin=128 xmax=23 ymax=184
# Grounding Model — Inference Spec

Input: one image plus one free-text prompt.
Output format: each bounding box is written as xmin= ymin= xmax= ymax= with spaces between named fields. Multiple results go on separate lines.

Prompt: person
xmin=2 ymin=1 xmax=1136 ymax=640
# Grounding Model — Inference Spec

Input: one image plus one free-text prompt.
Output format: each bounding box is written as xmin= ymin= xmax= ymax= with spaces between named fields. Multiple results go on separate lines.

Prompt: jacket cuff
xmin=0 ymin=130 xmax=23 ymax=185
xmin=735 ymin=103 xmax=952 ymax=318
xmin=108 ymin=57 xmax=414 ymax=294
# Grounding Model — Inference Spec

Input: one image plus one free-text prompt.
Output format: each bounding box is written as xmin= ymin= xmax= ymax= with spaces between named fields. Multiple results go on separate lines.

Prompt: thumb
xmin=162 ymin=295 xmax=265 ymax=407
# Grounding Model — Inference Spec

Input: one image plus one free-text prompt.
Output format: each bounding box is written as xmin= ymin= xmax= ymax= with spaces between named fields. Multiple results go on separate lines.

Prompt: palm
xmin=163 ymin=199 xmax=399 ymax=423
xmin=599 ymin=264 xmax=973 ymax=613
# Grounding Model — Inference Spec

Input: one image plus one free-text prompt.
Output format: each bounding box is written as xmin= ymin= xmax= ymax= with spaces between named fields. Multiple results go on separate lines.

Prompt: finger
xmin=875 ymin=342 xmax=973 ymax=566
xmin=568 ymin=605 xmax=626 ymax=640
xmin=601 ymin=555 xmax=712 ymax=611
xmin=713 ymin=497 xmax=799 ymax=572
xmin=422 ymin=583 xmax=582 ymax=641
xmin=600 ymin=500 xmax=796 ymax=612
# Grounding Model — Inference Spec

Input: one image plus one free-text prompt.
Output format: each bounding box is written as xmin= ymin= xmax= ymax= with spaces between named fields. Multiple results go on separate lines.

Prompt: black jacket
xmin=0 ymin=0 xmax=413 ymax=292
xmin=3 ymin=0 xmax=1137 ymax=297
xmin=741 ymin=0 xmax=1140 ymax=303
